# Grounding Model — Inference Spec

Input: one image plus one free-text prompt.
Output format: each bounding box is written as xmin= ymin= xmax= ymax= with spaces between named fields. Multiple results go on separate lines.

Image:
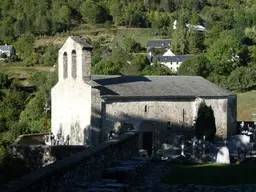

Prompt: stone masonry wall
xmin=11 ymin=145 xmax=87 ymax=170
xmin=1 ymin=131 xmax=139 ymax=192
xmin=102 ymin=97 xmax=233 ymax=146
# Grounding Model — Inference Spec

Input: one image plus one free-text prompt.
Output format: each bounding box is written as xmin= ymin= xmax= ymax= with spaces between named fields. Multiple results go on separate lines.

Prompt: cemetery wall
xmin=11 ymin=144 xmax=87 ymax=170
xmin=1 ymin=131 xmax=139 ymax=192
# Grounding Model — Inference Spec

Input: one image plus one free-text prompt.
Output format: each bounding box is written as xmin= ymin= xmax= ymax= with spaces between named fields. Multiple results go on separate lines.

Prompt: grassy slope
xmin=35 ymin=26 xmax=168 ymax=48
xmin=0 ymin=61 xmax=54 ymax=86
xmin=237 ymin=91 xmax=256 ymax=121
xmin=164 ymin=163 xmax=256 ymax=185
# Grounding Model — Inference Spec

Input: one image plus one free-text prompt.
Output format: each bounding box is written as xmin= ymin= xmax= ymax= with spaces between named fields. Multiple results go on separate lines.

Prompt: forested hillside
xmin=1 ymin=0 xmax=256 ymax=90
xmin=0 ymin=0 xmax=256 ymax=184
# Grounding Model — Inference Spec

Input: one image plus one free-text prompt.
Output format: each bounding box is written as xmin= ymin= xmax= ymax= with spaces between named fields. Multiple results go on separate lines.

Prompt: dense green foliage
xmin=0 ymin=0 xmax=255 ymax=91
xmin=0 ymin=71 xmax=57 ymax=184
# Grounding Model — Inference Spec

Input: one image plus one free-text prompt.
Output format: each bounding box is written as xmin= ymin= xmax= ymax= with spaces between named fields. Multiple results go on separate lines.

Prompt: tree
xmin=187 ymin=29 xmax=205 ymax=54
xmin=14 ymin=36 xmax=35 ymax=61
xmin=195 ymin=101 xmax=216 ymax=142
xmin=19 ymin=71 xmax=57 ymax=133
xmin=123 ymin=2 xmax=146 ymax=27
xmin=0 ymin=73 xmax=9 ymax=89
xmin=141 ymin=62 xmax=172 ymax=75
xmin=206 ymin=31 xmax=239 ymax=63
xmin=80 ymin=0 xmax=106 ymax=24
xmin=0 ymin=89 xmax=27 ymax=126
xmin=0 ymin=53 xmax=7 ymax=59
xmin=160 ymin=0 xmax=173 ymax=12
xmin=58 ymin=5 xmax=72 ymax=27
xmin=39 ymin=45 xmax=59 ymax=66
xmin=93 ymin=59 xmax=122 ymax=75
xmin=123 ymin=38 xmax=141 ymax=53
xmin=34 ymin=15 xmax=50 ymax=35
xmin=110 ymin=46 xmax=132 ymax=67
xmin=150 ymin=11 xmax=171 ymax=35
xmin=227 ymin=67 xmax=256 ymax=92
xmin=178 ymin=54 xmax=211 ymax=78
xmin=244 ymin=26 xmax=256 ymax=43
xmin=121 ymin=54 xmax=150 ymax=75
xmin=171 ymin=19 xmax=188 ymax=54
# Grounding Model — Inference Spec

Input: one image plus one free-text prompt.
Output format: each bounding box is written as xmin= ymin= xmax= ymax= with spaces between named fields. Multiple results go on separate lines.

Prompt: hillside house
xmin=146 ymin=39 xmax=171 ymax=51
xmin=148 ymin=49 xmax=193 ymax=72
xmin=0 ymin=44 xmax=15 ymax=58
xmin=51 ymin=36 xmax=237 ymax=156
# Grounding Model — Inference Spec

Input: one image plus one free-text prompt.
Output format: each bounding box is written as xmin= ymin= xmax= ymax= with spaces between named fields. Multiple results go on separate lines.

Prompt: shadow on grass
xmin=163 ymin=163 xmax=256 ymax=186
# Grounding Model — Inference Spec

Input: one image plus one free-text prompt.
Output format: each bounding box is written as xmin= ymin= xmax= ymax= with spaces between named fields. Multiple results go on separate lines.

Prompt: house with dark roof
xmin=148 ymin=49 xmax=193 ymax=72
xmin=51 ymin=36 xmax=237 ymax=156
xmin=146 ymin=39 xmax=171 ymax=50
xmin=0 ymin=44 xmax=15 ymax=58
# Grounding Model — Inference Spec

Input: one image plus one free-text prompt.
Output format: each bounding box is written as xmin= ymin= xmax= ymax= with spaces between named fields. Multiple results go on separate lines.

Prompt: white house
xmin=148 ymin=49 xmax=193 ymax=72
xmin=0 ymin=44 xmax=15 ymax=57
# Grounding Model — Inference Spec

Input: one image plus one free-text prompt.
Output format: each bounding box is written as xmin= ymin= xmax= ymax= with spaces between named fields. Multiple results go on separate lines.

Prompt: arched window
xmin=63 ymin=52 xmax=68 ymax=79
xmin=71 ymin=50 xmax=77 ymax=79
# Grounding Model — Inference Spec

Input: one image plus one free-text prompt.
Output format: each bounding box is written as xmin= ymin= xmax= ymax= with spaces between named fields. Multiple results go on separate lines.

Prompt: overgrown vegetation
xmin=0 ymin=71 xmax=57 ymax=185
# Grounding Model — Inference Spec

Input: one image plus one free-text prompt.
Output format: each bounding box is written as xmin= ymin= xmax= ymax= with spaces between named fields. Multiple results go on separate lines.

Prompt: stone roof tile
xmin=88 ymin=75 xmax=234 ymax=98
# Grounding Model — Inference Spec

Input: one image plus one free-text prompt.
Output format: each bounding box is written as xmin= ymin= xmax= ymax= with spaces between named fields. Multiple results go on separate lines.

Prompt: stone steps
xmin=70 ymin=157 xmax=151 ymax=192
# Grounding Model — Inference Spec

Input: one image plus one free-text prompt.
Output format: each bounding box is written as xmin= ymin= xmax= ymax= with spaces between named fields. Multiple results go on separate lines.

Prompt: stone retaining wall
xmin=11 ymin=133 xmax=88 ymax=169
xmin=11 ymin=145 xmax=88 ymax=169
xmin=1 ymin=131 xmax=139 ymax=192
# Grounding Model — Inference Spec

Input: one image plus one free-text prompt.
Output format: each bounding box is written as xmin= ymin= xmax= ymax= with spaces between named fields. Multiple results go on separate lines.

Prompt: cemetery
xmin=157 ymin=120 xmax=256 ymax=187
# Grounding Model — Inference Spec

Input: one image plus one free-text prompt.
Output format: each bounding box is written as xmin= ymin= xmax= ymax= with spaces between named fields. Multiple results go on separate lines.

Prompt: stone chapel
xmin=51 ymin=36 xmax=237 ymax=152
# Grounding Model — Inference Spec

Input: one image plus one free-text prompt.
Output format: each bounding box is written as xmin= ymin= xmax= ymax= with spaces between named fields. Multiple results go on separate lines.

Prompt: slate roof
xmin=146 ymin=40 xmax=171 ymax=48
xmin=150 ymin=55 xmax=193 ymax=63
xmin=0 ymin=45 xmax=14 ymax=52
xmin=87 ymin=75 xmax=234 ymax=98
xmin=70 ymin=36 xmax=93 ymax=49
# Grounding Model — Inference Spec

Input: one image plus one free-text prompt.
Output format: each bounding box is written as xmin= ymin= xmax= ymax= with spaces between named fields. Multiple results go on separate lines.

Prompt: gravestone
xmin=162 ymin=143 xmax=172 ymax=150
xmin=216 ymin=146 xmax=230 ymax=164
xmin=230 ymin=135 xmax=250 ymax=152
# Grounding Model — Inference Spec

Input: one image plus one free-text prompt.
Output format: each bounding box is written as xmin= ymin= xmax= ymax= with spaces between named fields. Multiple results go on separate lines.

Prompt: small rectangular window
xmin=144 ymin=105 xmax=148 ymax=113
xmin=167 ymin=121 xmax=171 ymax=129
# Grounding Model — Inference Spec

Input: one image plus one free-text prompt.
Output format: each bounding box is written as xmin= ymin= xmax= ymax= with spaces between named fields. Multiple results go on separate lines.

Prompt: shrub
xmin=0 ymin=53 xmax=7 ymax=58
xmin=195 ymin=101 xmax=216 ymax=142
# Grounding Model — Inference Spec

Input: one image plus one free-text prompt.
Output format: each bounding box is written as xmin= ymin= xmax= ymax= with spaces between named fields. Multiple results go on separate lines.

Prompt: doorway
xmin=142 ymin=131 xmax=153 ymax=157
